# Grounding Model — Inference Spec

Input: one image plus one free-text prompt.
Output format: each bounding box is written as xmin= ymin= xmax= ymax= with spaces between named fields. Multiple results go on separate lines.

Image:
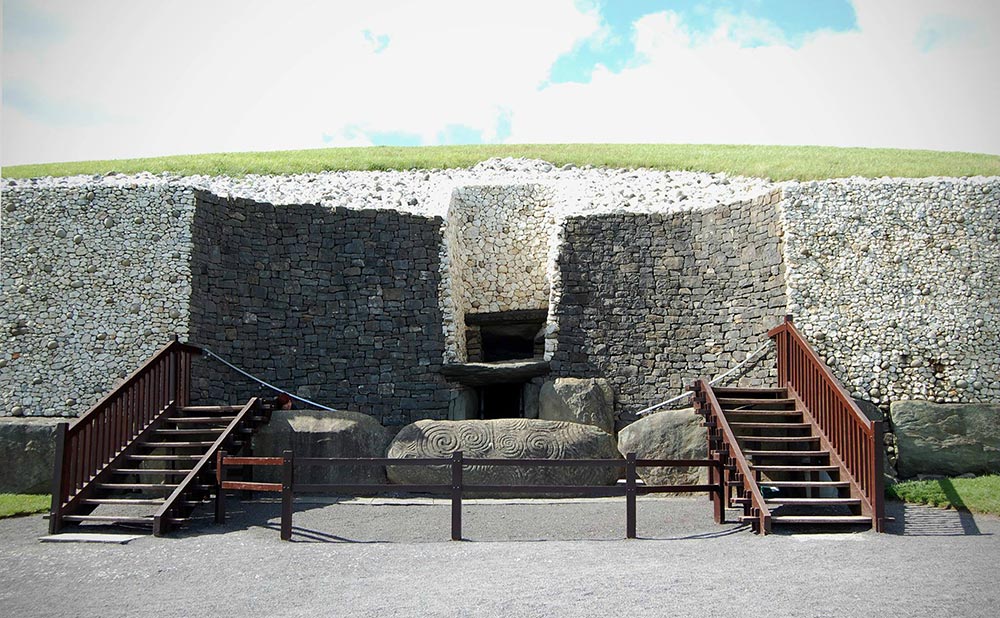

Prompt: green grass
xmin=887 ymin=475 xmax=1000 ymax=516
xmin=4 ymin=144 xmax=999 ymax=181
xmin=0 ymin=493 xmax=50 ymax=519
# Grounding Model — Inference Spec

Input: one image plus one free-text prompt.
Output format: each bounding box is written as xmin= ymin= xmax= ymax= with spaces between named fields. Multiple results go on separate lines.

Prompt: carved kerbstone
xmin=386 ymin=418 xmax=621 ymax=492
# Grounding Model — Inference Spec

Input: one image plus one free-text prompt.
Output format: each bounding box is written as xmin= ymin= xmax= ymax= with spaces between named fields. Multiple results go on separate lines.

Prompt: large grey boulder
xmin=387 ymin=418 xmax=621 ymax=490
xmin=617 ymin=409 xmax=707 ymax=485
xmin=253 ymin=409 xmax=396 ymax=485
xmin=0 ymin=418 xmax=62 ymax=494
xmin=892 ymin=401 xmax=1000 ymax=478
xmin=539 ymin=378 xmax=615 ymax=433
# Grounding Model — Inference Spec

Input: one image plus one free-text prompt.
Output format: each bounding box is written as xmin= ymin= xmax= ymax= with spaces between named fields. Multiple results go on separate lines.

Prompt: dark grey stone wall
xmin=188 ymin=192 xmax=450 ymax=425
xmin=550 ymin=190 xmax=787 ymax=416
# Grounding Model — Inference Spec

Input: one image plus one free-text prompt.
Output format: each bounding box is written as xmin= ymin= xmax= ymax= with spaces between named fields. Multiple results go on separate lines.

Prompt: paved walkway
xmin=1 ymin=497 xmax=998 ymax=617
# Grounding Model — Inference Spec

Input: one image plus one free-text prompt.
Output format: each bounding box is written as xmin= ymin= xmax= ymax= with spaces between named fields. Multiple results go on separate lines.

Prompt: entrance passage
xmin=478 ymin=383 xmax=524 ymax=419
xmin=465 ymin=308 xmax=546 ymax=363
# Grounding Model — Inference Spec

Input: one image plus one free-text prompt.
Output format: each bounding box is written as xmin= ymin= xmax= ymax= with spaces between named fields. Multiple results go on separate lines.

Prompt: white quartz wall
xmin=440 ymin=185 xmax=556 ymax=362
xmin=781 ymin=177 xmax=1000 ymax=405
xmin=0 ymin=184 xmax=196 ymax=416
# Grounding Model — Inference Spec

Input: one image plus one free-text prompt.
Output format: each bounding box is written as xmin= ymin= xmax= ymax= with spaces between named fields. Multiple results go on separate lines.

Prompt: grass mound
xmin=4 ymin=144 xmax=999 ymax=181
xmin=887 ymin=475 xmax=1000 ymax=516
xmin=0 ymin=494 xmax=50 ymax=519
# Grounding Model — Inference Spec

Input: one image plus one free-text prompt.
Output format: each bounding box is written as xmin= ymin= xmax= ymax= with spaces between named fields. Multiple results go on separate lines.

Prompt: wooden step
xmin=745 ymin=450 xmax=828 ymax=457
xmin=112 ymin=468 xmax=194 ymax=476
xmin=62 ymin=514 xmax=190 ymax=525
xmin=128 ymin=454 xmax=204 ymax=461
xmin=95 ymin=482 xmax=214 ymax=491
xmin=729 ymin=422 xmax=812 ymax=430
xmin=167 ymin=416 xmax=236 ymax=424
xmin=139 ymin=441 xmax=218 ymax=448
xmin=723 ymin=411 xmax=803 ymax=418
xmin=760 ymin=480 xmax=850 ymax=488
xmin=771 ymin=515 xmax=872 ymax=525
xmin=738 ymin=436 xmax=820 ymax=443
xmin=712 ymin=388 xmax=787 ymax=397
xmin=62 ymin=515 xmax=154 ymax=525
xmin=718 ymin=398 xmax=796 ymax=407
xmin=154 ymin=428 xmax=226 ymax=436
xmin=751 ymin=465 xmax=840 ymax=473
xmin=179 ymin=405 xmax=242 ymax=413
xmin=765 ymin=498 xmax=862 ymax=506
xmin=81 ymin=498 xmax=165 ymax=506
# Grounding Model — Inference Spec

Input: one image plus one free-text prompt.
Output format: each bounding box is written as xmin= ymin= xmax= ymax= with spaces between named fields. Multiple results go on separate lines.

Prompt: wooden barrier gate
xmin=216 ymin=451 xmax=725 ymax=541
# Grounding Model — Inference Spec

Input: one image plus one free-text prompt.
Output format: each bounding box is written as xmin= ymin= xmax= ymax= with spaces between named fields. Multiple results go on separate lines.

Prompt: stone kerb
xmin=0 ymin=183 xmax=196 ymax=417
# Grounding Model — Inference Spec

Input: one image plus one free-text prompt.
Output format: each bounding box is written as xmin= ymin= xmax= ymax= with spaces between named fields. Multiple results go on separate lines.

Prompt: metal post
xmin=48 ymin=422 xmax=69 ymax=534
xmin=215 ymin=450 xmax=227 ymax=524
xmin=451 ymin=451 xmax=463 ymax=541
xmin=625 ymin=452 xmax=637 ymax=539
xmin=280 ymin=450 xmax=294 ymax=541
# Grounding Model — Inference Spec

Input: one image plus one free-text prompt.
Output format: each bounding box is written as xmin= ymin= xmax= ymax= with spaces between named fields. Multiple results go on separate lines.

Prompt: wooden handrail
xmin=49 ymin=338 xmax=202 ymax=533
xmin=695 ymin=378 xmax=772 ymax=534
xmin=767 ymin=316 xmax=884 ymax=532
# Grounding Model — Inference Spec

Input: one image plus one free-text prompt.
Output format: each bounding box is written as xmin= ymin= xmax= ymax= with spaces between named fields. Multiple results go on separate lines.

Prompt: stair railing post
xmin=451 ymin=451 xmax=463 ymax=541
xmin=215 ymin=450 xmax=227 ymax=524
xmin=872 ymin=420 xmax=886 ymax=532
xmin=48 ymin=422 xmax=69 ymax=534
xmin=711 ymin=452 xmax=724 ymax=524
xmin=280 ymin=450 xmax=294 ymax=541
xmin=625 ymin=452 xmax=637 ymax=539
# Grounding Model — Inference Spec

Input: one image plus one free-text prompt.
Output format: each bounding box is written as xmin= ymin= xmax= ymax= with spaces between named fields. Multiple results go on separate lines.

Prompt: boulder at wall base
xmin=617 ymin=408 xmax=707 ymax=486
xmin=252 ymin=409 xmax=396 ymax=485
xmin=386 ymin=419 xmax=622 ymax=491
xmin=0 ymin=417 xmax=62 ymax=494
xmin=891 ymin=401 xmax=1000 ymax=478
xmin=538 ymin=378 xmax=615 ymax=434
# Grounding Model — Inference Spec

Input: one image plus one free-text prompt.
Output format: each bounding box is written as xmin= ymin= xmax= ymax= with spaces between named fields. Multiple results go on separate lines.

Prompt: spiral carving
xmin=386 ymin=418 xmax=622 ymax=492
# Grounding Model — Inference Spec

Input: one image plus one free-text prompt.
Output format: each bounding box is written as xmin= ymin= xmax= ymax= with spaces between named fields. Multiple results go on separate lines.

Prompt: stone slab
xmin=892 ymin=400 xmax=1000 ymax=478
xmin=39 ymin=533 xmax=143 ymax=544
xmin=0 ymin=417 xmax=63 ymax=494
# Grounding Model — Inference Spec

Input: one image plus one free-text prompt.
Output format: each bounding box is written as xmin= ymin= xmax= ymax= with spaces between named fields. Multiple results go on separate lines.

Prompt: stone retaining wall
xmin=0 ymin=183 xmax=195 ymax=417
xmin=781 ymin=178 xmax=1000 ymax=406
xmin=441 ymin=185 xmax=556 ymax=362
xmin=188 ymin=192 xmax=450 ymax=425
xmin=549 ymin=190 xmax=787 ymax=414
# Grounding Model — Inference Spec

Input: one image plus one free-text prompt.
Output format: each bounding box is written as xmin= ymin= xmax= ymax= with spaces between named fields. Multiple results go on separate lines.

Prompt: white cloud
xmin=507 ymin=0 xmax=1000 ymax=155
xmin=2 ymin=0 xmax=999 ymax=164
xmin=2 ymin=0 xmax=600 ymax=164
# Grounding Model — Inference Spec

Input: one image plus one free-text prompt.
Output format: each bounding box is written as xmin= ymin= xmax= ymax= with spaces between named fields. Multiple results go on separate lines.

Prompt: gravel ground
xmin=1 ymin=497 xmax=998 ymax=618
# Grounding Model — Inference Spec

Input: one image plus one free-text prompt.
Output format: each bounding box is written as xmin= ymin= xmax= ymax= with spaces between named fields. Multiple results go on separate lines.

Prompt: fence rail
xmin=768 ymin=315 xmax=885 ymax=531
xmin=216 ymin=452 xmax=725 ymax=541
xmin=49 ymin=338 xmax=201 ymax=533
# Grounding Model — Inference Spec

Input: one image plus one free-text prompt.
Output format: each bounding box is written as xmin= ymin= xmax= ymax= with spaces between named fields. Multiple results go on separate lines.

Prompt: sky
xmin=2 ymin=0 xmax=999 ymax=165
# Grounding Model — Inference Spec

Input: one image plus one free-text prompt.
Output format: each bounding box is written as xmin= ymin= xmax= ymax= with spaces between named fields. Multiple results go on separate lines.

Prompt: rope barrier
xmin=633 ymin=341 xmax=773 ymax=417
xmin=201 ymin=348 xmax=340 ymax=412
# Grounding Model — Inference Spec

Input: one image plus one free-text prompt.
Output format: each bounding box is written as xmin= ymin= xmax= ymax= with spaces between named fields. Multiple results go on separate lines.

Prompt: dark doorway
xmin=466 ymin=309 xmax=547 ymax=362
xmin=481 ymin=323 xmax=539 ymax=361
xmin=479 ymin=383 xmax=524 ymax=419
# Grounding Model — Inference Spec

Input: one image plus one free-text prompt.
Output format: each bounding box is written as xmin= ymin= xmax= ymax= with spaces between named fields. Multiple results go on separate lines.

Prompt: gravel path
xmin=1 ymin=497 xmax=997 ymax=618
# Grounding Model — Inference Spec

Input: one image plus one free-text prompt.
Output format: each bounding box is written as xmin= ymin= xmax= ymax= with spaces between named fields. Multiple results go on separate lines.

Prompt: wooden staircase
xmin=693 ymin=317 xmax=885 ymax=535
xmin=49 ymin=340 xmax=272 ymax=536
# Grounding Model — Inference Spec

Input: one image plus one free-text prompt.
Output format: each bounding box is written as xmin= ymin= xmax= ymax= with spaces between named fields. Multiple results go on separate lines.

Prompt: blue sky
xmin=2 ymin=0 xmax=999 ymax=164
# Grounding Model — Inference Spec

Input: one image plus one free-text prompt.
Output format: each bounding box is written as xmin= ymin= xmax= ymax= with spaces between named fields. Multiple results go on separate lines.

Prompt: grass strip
xmin=887 ymin=475 xmax=1000 ymax=516
xmin=5 ymin=144 xmax=999 ymax=181
xmin=0 ymin=493 xmax=50 ymax=519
